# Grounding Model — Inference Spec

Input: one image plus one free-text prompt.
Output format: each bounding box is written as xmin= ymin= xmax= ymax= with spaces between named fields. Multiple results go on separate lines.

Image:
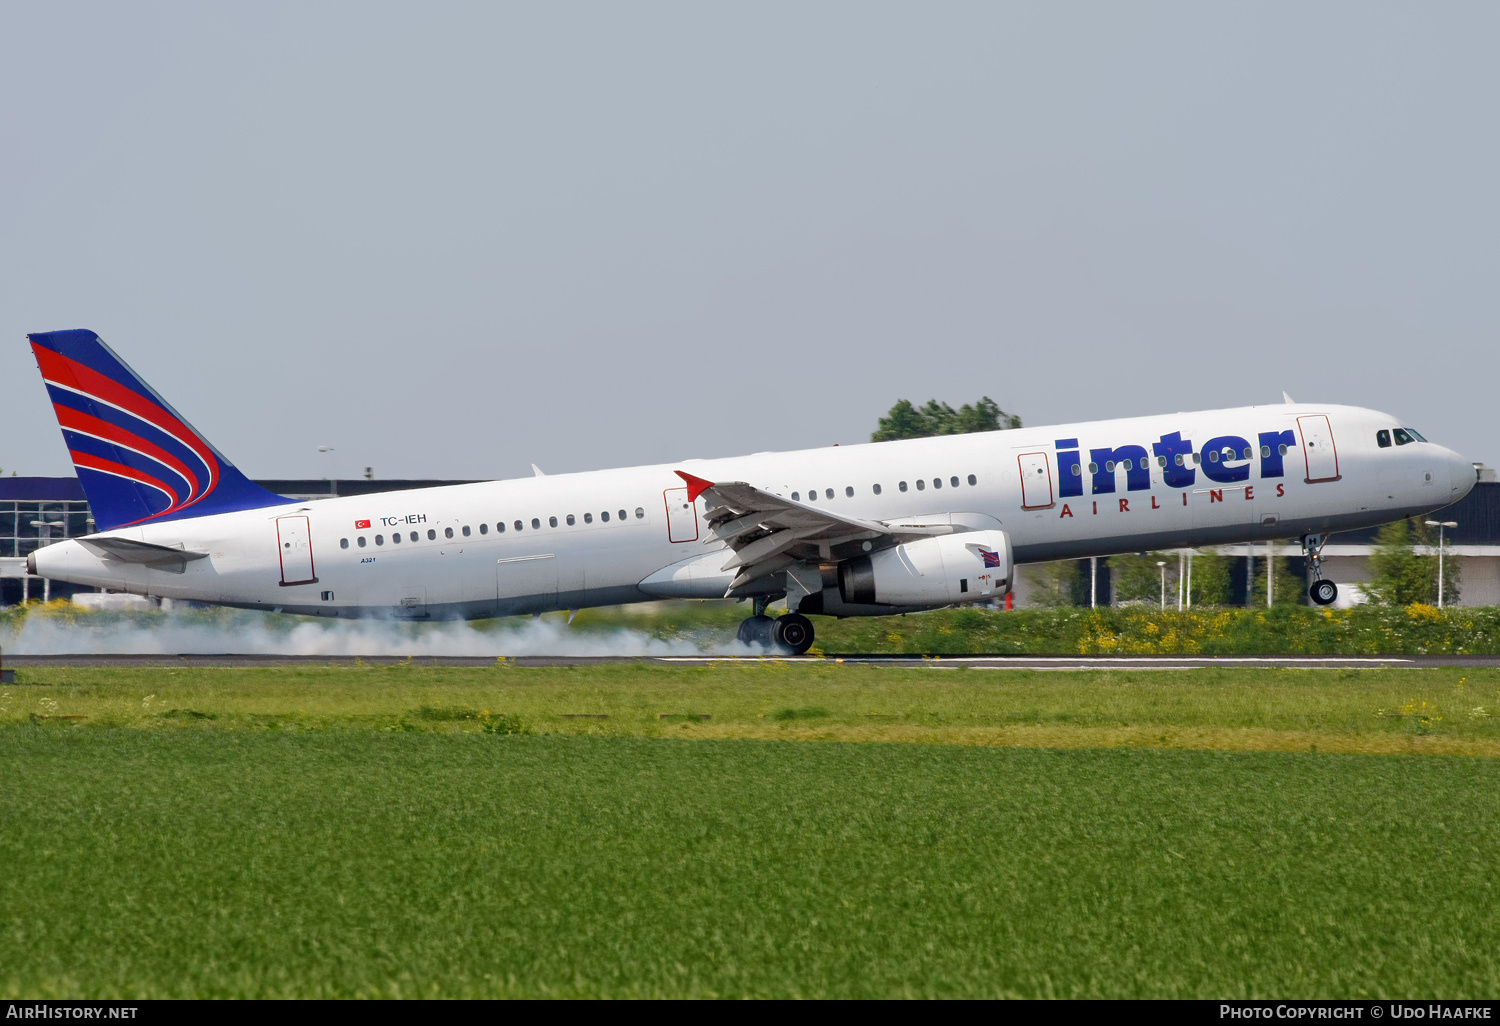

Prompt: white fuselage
xmin=31 ymin=403 xmax=1475 ymax=618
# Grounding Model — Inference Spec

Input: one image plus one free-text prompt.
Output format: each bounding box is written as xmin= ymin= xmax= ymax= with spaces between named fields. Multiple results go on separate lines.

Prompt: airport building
xmin=4 ymin=472 xmax=1499 ymax=608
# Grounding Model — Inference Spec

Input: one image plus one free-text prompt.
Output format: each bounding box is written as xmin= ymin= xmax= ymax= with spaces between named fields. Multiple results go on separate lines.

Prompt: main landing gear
xmin=1303 ymin=533 xmax=1339 ymax=606
xmin=737 ymin=597 xmax=816 ymax=655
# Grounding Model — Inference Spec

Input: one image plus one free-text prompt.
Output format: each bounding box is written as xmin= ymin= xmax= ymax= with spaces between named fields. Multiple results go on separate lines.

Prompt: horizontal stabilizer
xmin=78 ymin=536 xmax=209 ymax=572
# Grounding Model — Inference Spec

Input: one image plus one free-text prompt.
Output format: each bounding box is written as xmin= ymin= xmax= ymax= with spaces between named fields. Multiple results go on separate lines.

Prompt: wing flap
xmin=676 ymin=471 xmax=894 ymax=592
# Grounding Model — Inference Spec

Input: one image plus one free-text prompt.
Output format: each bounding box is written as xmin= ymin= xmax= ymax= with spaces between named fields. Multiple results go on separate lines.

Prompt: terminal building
xmin=3 ymin=471 xmax=1498 ymax=609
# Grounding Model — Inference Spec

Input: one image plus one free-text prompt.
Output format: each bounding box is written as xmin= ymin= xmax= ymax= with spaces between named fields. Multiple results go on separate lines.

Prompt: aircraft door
xmin=664 ymin=487 xmax=698 ymax=543
xmin=1017 ymin=452 xmax=1054 ymax=510
xmin=276 ymin=515 xmax=317 ymax=586
xmin=1297 ymin=416 xmax=1340 ymax=483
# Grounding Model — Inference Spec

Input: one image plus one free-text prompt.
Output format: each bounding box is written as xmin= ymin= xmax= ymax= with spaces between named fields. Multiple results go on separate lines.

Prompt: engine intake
xmin=838 ymin=530 xmax=1012 ymax=607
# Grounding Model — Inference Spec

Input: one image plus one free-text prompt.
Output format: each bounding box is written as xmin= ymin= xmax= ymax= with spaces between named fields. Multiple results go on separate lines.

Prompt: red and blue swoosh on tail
xmin=28 ymin=330 xmax=288 ymax=532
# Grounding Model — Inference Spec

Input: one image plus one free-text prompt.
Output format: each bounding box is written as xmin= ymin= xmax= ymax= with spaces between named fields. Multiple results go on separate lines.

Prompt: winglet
xmin=675 ymin=470 xmax=714 ymax=502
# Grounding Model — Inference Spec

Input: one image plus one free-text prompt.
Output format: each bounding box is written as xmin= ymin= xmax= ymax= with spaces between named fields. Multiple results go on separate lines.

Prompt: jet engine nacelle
xmin=838 ymin=529 xmax=1012 ymax=607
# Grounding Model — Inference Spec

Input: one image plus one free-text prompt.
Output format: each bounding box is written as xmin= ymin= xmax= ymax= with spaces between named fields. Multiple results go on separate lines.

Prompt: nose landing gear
xmin=1302 ymin=533 xmax=1339 ymax=606
xmin=736 ymin=597 xmax=816 ymax=655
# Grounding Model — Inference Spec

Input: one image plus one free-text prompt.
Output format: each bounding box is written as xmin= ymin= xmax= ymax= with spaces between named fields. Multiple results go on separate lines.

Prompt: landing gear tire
xmin=1309 ymin=580 xmax=1338 ymax=606
xmin=773 ymin=613 xmax=815 ymax=656
xmin=738 ymin=614 xmax=776 ymax=649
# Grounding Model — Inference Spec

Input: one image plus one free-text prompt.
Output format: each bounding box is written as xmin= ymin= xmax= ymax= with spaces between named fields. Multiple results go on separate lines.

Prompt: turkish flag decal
xmin=355 ymin=519 xmax=371 ymax=529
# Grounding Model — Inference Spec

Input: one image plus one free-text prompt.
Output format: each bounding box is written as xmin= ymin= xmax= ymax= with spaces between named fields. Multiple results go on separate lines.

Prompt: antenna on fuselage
xmin=532 ymin=464 xmax=546 ymax=477
xmin=1282 ymin=391 xmax=1296 ymax=404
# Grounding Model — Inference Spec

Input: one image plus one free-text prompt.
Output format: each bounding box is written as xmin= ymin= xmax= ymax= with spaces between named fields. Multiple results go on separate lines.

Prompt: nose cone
xmin=1450 ymin=450 xmax=1477 ymax=503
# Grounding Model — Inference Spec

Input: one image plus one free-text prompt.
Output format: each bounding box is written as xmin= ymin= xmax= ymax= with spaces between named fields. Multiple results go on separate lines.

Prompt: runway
xmin=6 ymin=653 xmax=1499 ymax=669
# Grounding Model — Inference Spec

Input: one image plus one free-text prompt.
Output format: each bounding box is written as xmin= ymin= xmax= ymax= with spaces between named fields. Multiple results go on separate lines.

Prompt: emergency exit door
xmin=1297 ymin=415 xmax=1341 ymax=483
xmin=664 ymin=487 xmax=698 ymax=543
xmin=276 ymin=515 xmax=317 ymax=586
xmin=1017 ymin=452 xmax=1054 ymax=509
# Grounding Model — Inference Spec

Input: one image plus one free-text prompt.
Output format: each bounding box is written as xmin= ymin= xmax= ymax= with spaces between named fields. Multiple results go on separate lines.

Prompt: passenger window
xmin=1261 ymin=445 xmax=1272 ymax=458
xmin=1394 ymin=428 xmax=1413 ymax=445
xmin=1208 ymin=451 xmax=1219 ymax=462
xmin=1377 ymin=430 xmax=1392 ymax=448
xmin=549 ymin=517 xmax=558 ymax=528
xmin=391 ymin=532 xmax=401 ymax=544
xmin=375 ymin=534 xmax=384 ymax=546
xmin=601 ymin=511 xmax=610 ymax=522
xmin=899 ymin=481 xmax=908 ymax=492
xmin=1087 ymin=462 xmax=1098 ymax=473
xmin=826 ymin=488 xmax=834 ymax=500
xmin=968 ymin=474 xmax=977 ymax=485
xmin=792 ymin=492 xmax=800 ymax=501
xmin=357 ymin=536 xmax=367 ymax=548
xmin=1193 ymin=453 xmax=1202 ymax=464
xmin=566 ymin=515 xmax=575 ymax=526
xmin=531 ymin=519 xmax=540 ymax=530
xmin=845 ymin=486 xmax=854 ymax=498
xmin=635 ymin=507 xmax=644 ymax=519
xmin=1072 ymin=465 xmax=1082 ymax=476
xmin=873 ymin=484 xmax=882 ymax=495
xmin=340 ymin=538 xmax=349 ymax=549
xmin=1155 ymin=456 xmax=1166 ymax=468
xmin=933 ymin=478 xmax=942 ymax=489
xmin=445 ymin=527 xmax=454 ymax=539
xmin=496 ymin=523 xmax=505 ymax=533
xmin=807 ymin=490 xmax=816 ymax=502
xmin=428 ymin=529 xmax=437 ymax=540
xmin=479 ymin=523 xmax=488 ymax=535
xmin=1277 ymin=444 xmax=1288 ymax=456
xmin=410 ymin=532 xmax=418 ymax=542
xmin=950 ymin=476 xmax=959 ymax=488
xmin=584 ymin=513 xmax=593 ymax=524
xmin=515 ymin=520 xmax=523 ymax=531
xmin=916 ymin=479 xmax=926 ymax=491
xmin=463 ymin=525 xmax=471 ymax=537
xmin=1174 ymin=454 xmax=1184 ymax=466
xmin=1105 ymin=461 xmax=1115 ymax=472
xmin=1243 ymin=448 xmax=1252 ymax=460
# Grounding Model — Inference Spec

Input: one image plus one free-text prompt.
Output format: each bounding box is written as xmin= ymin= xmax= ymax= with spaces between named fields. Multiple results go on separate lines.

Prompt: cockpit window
xmin=1393 ymin=428 xmax=1414 ymax=445
xmin=1377 ymin=429 xmax=1392 ymax=448
xmin=1406 ymin=428 xmax=1428 ymax=442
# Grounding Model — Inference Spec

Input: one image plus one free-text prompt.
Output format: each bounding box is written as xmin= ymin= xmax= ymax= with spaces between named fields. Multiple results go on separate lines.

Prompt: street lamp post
xmin=1157 ymin=560 xmax=1167 ymax=610
xmin=1424 ymin=520 xmax=1458 ymax=608
xmin=318 ymin=446 xmax=337 ymax=496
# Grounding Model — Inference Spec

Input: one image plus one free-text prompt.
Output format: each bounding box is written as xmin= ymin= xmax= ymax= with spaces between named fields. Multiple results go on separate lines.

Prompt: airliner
xmin=24 ymin=330 xmax=1476 ymax=654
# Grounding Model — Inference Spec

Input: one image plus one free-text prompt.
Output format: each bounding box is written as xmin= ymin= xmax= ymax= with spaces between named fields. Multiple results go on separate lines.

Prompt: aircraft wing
xmin=674 ymin=471 xmax=947 ymax=593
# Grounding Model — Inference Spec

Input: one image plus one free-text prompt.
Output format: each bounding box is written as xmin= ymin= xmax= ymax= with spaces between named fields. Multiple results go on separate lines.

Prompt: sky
xmin=3 ymin=2 xmax=1497 ymax=483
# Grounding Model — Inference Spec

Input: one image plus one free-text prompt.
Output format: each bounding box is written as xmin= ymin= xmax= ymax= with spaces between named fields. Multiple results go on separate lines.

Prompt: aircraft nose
xmin=1450 ymin=450 xmax=1477 ymax=502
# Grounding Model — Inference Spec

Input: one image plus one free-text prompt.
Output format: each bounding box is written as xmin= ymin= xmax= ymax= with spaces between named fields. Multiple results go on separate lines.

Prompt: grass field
xmin=9 ymin=600 xmax=1500 ymax=656
xmin=4 ymin=663 xmax=1500 ymax=998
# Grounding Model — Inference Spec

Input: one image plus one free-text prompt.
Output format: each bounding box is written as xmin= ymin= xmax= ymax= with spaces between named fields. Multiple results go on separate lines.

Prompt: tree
xmin=1110 ymin=552 xmax=1175 ymax=605
xmin=1188 ymin=548 xmax=1231 ymax=605
xmin=1024 ymin=560 xmax=1081 ymax=607
xmin=1251 ymin=552 xmax=1304 ymax=606
xmin=1367 ymin=518 xmax=1461 ymax=606
xmin=871 ymin=396 xmax=1021 ymax=442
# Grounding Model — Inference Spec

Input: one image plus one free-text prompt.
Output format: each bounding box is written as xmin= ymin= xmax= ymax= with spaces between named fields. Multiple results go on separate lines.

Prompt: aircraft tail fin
xmin=27 ymin=329 xmax=289 ymax=531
